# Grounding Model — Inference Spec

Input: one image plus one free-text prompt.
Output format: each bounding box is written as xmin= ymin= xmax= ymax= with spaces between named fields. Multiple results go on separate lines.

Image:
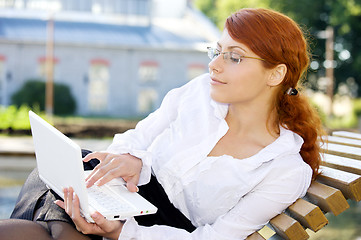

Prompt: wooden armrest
xmin=269 ymin=213 xmax=309 ymax=240
xmin=322 ymin=153 xmax=361 ymax=175
xmin=317 ymin=166 xmax=361 ymax=201
xmin=287 ymin=198 xmax=328 ymax=232
xmin=306 ymin=181 xmax=349 ymax=216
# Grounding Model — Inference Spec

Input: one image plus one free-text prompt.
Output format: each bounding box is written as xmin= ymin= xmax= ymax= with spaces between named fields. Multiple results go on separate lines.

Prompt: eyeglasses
xmin=207 ymin=47 xmax=265 ymax=64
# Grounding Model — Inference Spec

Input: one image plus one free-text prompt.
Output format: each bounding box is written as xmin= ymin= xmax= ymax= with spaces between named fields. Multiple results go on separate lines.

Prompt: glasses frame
xmin=207 ymin=47 xmax=265 ymax=64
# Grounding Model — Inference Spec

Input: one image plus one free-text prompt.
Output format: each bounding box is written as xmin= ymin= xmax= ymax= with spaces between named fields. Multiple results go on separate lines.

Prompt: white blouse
xmin=106 ymin=73 xmax=313 ymax=240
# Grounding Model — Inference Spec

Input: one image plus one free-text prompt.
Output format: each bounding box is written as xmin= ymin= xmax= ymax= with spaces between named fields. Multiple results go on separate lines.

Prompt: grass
xmin=0 ymin=176 xmax=25 ymax=188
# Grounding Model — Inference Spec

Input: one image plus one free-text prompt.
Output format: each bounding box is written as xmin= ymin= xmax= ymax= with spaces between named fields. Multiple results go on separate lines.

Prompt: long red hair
xmin=225 ymin=8 xmax=324 ymax=178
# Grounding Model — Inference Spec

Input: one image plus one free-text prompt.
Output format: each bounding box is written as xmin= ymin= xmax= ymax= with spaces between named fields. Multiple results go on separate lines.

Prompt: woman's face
xmin=208 ymin=29 xmax=277 ymax=106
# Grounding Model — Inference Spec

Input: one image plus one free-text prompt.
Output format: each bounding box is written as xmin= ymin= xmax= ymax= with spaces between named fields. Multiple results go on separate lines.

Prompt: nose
xmin=208 ymin=55 xmax=223 ymax=74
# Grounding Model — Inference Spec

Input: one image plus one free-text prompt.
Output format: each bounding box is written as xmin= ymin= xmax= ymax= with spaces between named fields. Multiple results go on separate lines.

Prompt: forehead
xmin=217 ymin=29 xmax=250 ymax=52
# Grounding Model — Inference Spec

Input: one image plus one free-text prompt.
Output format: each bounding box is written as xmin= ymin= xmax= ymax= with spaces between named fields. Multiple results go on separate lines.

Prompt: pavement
xmin=0 ymin=135 xmax=113 ymax=219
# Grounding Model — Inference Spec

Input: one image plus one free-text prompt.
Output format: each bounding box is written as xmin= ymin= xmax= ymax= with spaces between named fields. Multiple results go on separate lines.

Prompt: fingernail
xmin=91 ymin=212 xmax=101 ymax=220
xmin=136 ymin=186 xmax=139 ymax=192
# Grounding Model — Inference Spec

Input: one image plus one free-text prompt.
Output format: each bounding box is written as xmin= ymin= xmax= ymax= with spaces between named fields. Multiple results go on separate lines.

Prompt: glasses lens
xmin=229 ymin=52 xmax=241 ymax=64
xmin=207 ymin=48 xmax=215 ymax=60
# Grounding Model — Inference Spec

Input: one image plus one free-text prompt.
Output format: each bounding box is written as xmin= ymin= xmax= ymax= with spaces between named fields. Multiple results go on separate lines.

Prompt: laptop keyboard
xmin=87 ymin=185 xmax=135 ymax=213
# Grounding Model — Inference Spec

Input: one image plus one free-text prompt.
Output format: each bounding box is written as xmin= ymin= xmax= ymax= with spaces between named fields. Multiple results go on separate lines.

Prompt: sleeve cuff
xmin=128 ymin=148 xmax=152 ymax=186
xmin=118 ymin=217 xmax=140 ymax=240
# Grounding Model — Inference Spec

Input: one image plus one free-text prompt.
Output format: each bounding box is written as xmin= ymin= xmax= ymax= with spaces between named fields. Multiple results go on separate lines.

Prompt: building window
xmin=138 ymin=88 xmax=158 ymax=114
xmin=88 ymin=58 xmax=109 ymax=114
xmin=38 ymin=56 xmax=59 ymax=80
xmin=0 ymin=55 xmax=6 ymax=106
xmin=139 ymin=61 xmax=158 ymax=83
xmin=187 ymin=63 xmax=206 ymax=81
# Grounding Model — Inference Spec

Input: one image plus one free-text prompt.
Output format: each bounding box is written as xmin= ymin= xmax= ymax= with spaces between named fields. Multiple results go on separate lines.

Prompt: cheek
xmin=215 ymin=76 xmax=267 ymax=103
xmin=229 ymin=74 xmax=260 ymax=96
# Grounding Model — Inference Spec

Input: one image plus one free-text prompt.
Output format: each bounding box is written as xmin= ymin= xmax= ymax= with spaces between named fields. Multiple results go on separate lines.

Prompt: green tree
xmin=11 ymin=80 xmax=76 ymax=115
xmin=194 ymin=0 xmax=271 ymax=29
xmin=272 ymin=0 xmax=361 ymax=96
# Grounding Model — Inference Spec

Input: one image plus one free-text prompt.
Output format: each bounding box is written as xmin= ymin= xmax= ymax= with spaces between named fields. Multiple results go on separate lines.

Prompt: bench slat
xmin=269 ymin=213 xmax=309 ymax=240
xmin=332 ymin=131 xmax=361 ymax=140
xmin=246 ymin=225 xmax=276 ymax=240
xmin=322 ymin=153 xmax=361 ymax=175
xmin=247 ymin=232 xmax=267 ymax=240
xmin=317 ymin=166 xmax=361 ymax=201
xmin=287 ymin=198 xmax=328 ymax=232
xmin=324 ymin=135 xmax=361 ymax=148
xmin=321 ymin=142 xmax=361 ymax=160
xmin=305 ymin=181 xmax=349 ymax=216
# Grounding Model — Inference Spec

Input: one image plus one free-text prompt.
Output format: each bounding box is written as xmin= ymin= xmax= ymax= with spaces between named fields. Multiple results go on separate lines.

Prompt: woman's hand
xmin=55 ymin=187 xmax=123 ymax=240
xmin=84 ymin=152 xmax=142 ymax=192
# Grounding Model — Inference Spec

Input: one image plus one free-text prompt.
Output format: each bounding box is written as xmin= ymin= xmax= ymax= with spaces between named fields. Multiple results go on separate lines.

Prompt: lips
xmin=210 ymin=77 xmax=226 ymax=85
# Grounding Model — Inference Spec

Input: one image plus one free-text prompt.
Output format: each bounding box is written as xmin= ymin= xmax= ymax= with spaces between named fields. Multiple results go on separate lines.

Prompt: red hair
xmin=225 ymin=8 xmax=325 ymax=178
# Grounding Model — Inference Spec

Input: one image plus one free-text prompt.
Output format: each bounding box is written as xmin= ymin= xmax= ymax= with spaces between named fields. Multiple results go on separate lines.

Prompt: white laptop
xmin=29 ymin=110 xmax=157 ymax=222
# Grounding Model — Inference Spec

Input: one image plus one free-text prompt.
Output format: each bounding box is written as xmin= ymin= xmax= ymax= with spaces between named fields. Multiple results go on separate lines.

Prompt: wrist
xmin=108 ymin=221 xmax=124 ymax=240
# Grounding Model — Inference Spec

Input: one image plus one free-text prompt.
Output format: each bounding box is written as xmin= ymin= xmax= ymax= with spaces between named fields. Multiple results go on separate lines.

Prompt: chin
xmin=210 ymin=91 xmax=230 ymax=104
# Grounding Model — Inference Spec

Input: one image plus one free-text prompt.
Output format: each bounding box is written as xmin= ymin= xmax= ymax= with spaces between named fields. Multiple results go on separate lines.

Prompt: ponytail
xmin=276 ymin=88 xmax=325 ymax=179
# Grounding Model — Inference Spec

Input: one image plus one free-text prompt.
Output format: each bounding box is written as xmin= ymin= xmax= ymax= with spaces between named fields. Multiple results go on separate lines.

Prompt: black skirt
xmin=10 ymin=150 xmax=196 ymax=238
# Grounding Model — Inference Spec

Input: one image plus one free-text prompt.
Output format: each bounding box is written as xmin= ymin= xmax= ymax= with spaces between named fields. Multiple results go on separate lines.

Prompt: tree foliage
xmin=193 ymin=0 xmax=361 ymax=96
xmin=11 ymin=80 xmax=76 ymax=115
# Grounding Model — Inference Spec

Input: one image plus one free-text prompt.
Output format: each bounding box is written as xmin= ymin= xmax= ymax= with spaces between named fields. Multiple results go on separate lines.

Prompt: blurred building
xmin=0 ymin=0 xmax=219 ymax=117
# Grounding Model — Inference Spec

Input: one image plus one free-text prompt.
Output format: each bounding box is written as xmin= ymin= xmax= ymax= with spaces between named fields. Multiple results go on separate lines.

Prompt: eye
xmin=230 ymin=52 xmax=242 ymax=63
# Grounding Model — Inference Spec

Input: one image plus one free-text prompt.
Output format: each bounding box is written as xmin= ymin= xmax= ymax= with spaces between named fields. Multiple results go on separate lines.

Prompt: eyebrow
xmin=217 ymin=42 xmax=247 ymax=52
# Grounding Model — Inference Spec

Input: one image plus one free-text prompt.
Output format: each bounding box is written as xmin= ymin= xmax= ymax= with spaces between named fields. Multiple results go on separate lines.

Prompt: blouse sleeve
xmin=118 ymin=161 xmax=312 ymax=240
xmin=106 ymin=77 xmax=201 ymax=185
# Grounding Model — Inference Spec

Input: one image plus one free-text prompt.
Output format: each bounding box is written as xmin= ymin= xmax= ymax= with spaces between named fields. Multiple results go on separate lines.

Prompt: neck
xmin=226 ymin=102 xmax=279 ymax=140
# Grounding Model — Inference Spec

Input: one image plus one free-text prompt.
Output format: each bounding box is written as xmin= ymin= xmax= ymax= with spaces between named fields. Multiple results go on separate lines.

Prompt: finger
xmin=126 ymin=176 xmax=140 ymax=192
xmin=71 ymin=193 xmax=96 ymax=234
xmin=71 ymin=193 xmax=86 ymax=223
xmin=65 ymin=187 xmax=74 ymax=217
xmin=91 ymin=167 xmax=121 ymax=187
xmin=85 ymin=154 xmax=115 ymax=184
xmin=84 ymin=154 xmax=108 ymax=181
xmin=63 ymin=187 xmax=69 ymax=213
xmin=54 ymin=200 xmax=65 ymax=209
xmin=91 ymin=212 xmax=113 ymax=232
xmin=86 ymin=159 xmax=122 ymax=187
xmin=91 ymin=212 xmax=122 ymax=235
xmin=82 ymin=151 xmax=107 ymax=163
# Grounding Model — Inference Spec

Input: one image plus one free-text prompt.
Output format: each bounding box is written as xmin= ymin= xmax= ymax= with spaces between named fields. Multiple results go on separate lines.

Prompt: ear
xmin=267 ymin=64 xmax=287 ymax=87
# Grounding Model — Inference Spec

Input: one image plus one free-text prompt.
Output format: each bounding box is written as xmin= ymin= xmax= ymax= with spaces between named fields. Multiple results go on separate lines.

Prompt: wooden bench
xmin=246 ymin=131 xmax=361 ymax=240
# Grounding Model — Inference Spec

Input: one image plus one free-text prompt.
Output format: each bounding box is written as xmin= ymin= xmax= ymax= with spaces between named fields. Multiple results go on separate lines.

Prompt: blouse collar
xmin=239 ymin=127 xmax=304 ymax=170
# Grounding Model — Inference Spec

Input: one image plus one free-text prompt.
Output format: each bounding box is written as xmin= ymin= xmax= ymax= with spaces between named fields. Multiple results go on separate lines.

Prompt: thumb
xmin=91 ymin=212 xmax=110 ymax=229
xmin=126 ymin=178 xmax=139 ymax=193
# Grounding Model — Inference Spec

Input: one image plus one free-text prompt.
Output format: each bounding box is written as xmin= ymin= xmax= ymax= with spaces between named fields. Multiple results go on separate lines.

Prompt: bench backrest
xmin=246 ymin=131 xmax=361 ymax=240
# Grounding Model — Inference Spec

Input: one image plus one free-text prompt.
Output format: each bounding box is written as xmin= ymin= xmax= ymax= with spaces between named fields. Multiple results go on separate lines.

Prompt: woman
xmin=0 ymin=8 xmax=324 ymax=240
